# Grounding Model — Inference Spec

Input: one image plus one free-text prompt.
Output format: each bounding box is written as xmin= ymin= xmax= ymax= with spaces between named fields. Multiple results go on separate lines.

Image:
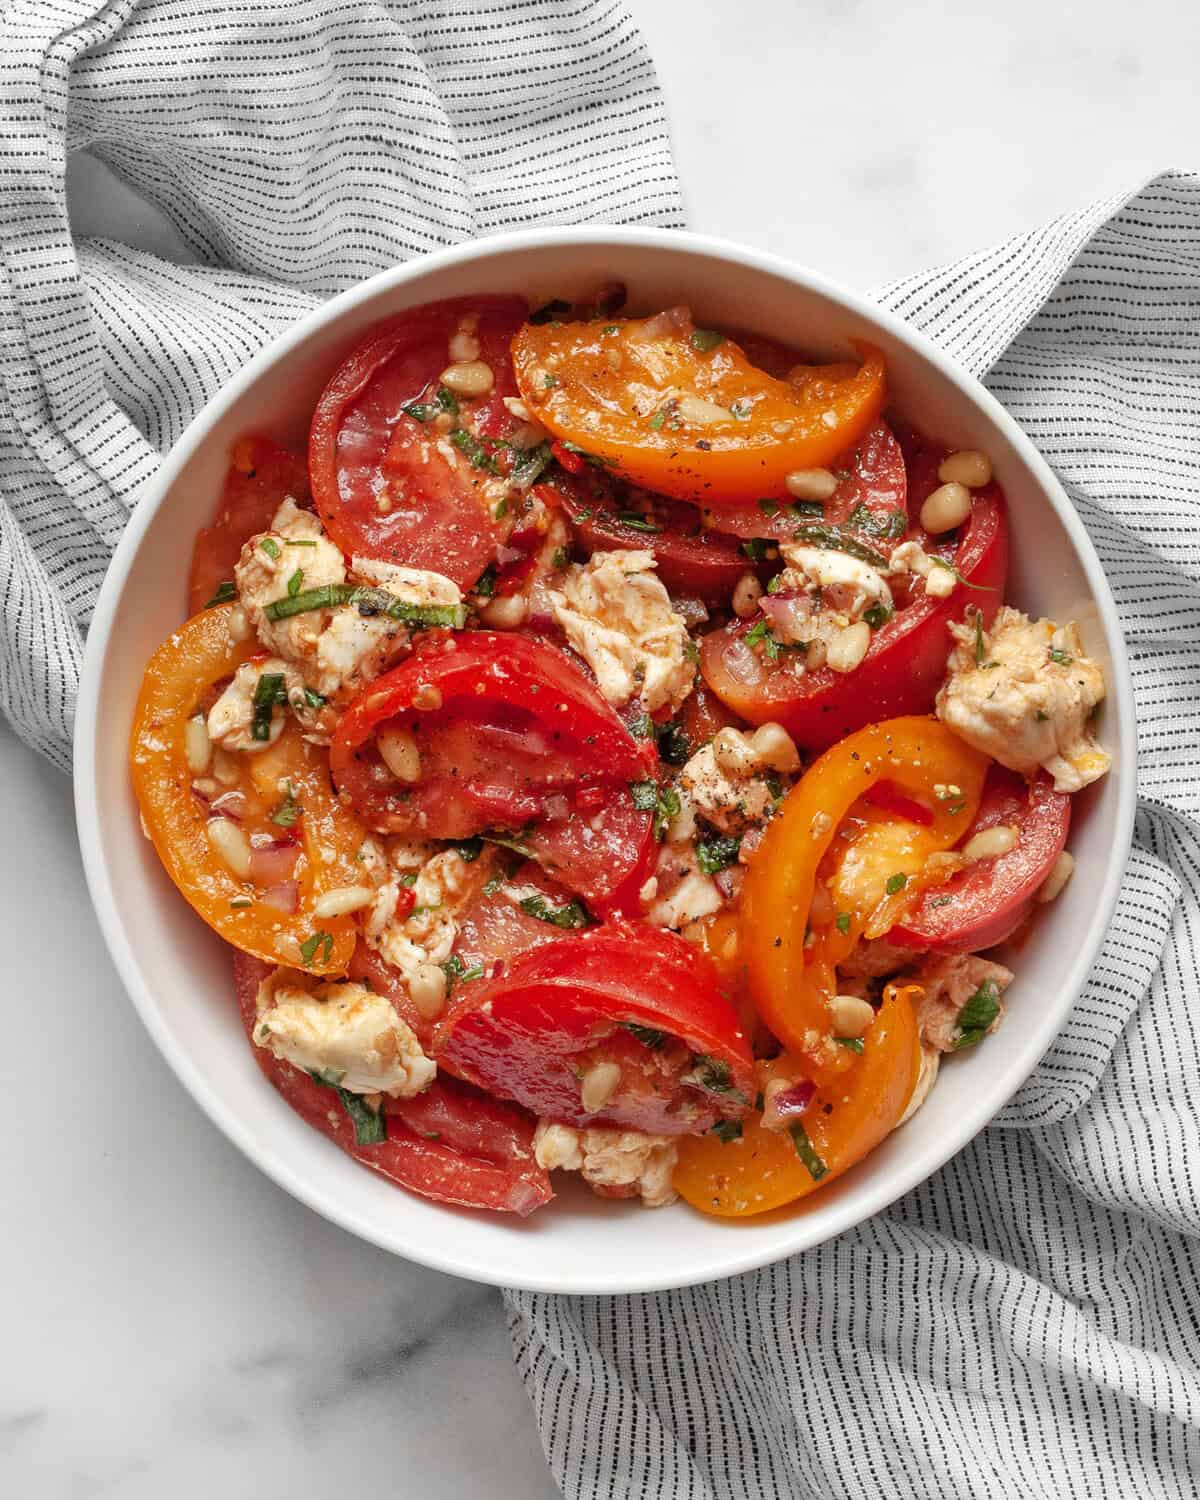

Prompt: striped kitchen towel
xmin=506 ymin=171 xmax=1200 ymax=1499
xmin=0 ymin=0 xmax=682 ymax=770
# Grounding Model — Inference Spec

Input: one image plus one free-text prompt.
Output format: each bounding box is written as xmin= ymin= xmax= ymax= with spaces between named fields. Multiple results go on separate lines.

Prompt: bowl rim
xmin=74 ymin=223 xmax=1137 ymax=1294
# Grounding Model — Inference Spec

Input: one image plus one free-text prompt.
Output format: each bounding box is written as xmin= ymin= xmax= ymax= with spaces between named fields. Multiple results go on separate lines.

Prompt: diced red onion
xmin=759 ymin=592 xmax=814 ymax=643
xmin=248 ymin=841 xmax=301 ymax=887
xmin=771 ymin=1080 xmax=815 ymax=1120
xmin=260 ymin=880 xmax=300 ymax=914
xmin=209 ymin=789 xmax=246 ymax=821
xmin=638 ymin=305 xmax=691 ymax=341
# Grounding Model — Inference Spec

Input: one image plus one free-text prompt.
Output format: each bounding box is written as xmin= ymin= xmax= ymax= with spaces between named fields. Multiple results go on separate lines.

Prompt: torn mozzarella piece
xmin=647 ymin=840 xmax=724 ymax=929
xmin=206 ymin=657 xmax=306 ymax=752
xmin=551 ymin=549 xmax=695 ymax=712
xmin=364 ymin=849 xmax=472 ymax=981
xmin=776 ymin=543 xmax=894 ymax=619
xmin=532 ymin=1120 xmax=678 ymax=1207
xmin=253 ymin=970 xmax=435 ymax=1097
xmin=888 ymin=539 xmax=957 ymax=598
xmin=936 ymin=606 xmax=1110 ymax=792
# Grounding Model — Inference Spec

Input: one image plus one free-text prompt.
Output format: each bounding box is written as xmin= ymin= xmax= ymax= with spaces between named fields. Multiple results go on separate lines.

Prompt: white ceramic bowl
xmin=75 ymin=227 xmax=1136 ymax=1294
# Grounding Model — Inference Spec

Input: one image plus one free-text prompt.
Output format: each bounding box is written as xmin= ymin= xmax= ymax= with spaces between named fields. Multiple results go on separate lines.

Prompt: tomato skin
xmin=308 ymin=295 xmax=528 ymax=589
xmin=130 ymin=605 xmax=365 ymax=974
xmin=679 ymin=675 xmax=744 ymax=749
xmin=701 ymin=489 xmax=1009 ymax=750
xmin=739 ymin=716 xmax=988 ymax=1059
xmin=672 ymin=983 xmax=919 ymax=1217
xmin=329 ymin=632 xmax=657 ymax=916
xmin=188 ymin=436 xmax=310 ymax=615
xmin=889 ymin=769 xmax=1070 ymax=953
xmin=512 ymin=311 xmax=886 ymax=504
xmin=232 ymin=950 xmax=552 ymax=1216
xmin=434 ymin=924 xmax=755 ymax=1135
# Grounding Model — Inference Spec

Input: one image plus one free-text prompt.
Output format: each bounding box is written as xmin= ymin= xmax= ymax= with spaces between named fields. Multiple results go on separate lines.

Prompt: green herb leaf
xmin=711 ymin=1119 xmax=743 ymax=1143
xmin=622 ymin=1022 xmax=667 ymax=1049
xmin=696 ymin=834 xmax=742 ymax=875
xmin=299 ymin=929 xmax=334 ymax=965
xmin=655 ymin=720 xmax=691 ymax=766
xmin=561 ymin=440 xmax=618 ymax=470
xmin=1048 ymin=648 xmax=1073 ymax=666
xmin=204 ymin=581 xmax=237 ymax=608
xmin=270 ymin=787 xmax=301 ymax=827
xmin=542 ymin=373 xmax=560 ymax=390
xmin=450 ymin=427 xmax=500 ymax=474
xmin=481 ymin=830 xmax=535 ymax=858
xmin=648 ymin=409 xmax=666 ymax=431
xmin=863 ymin=602 xmax=893 ymax=630
xmin=946 ymin=800 xmax=966 ymax=816
xmin=615 ymin=511 xmax=662 ymax=533
xmin=688 ymin=1054 xmax=749 ymax=1104
xmin=740 ymin=537 xmax=774 ymax=561
xmin=788 ymin=524 xmax=888 ymax=568
xmin=303 ymin=687 xmax=326 ymax=711
xmin=973 ymin=609 xmax=987 ymax=666
xmin=930 ymin=557 xmax=996 ymax=591
xmin=847 ymin=504 xmax=907 ymax=540
xmin=263 ymin=584 xmax=466 ymax=630
xmin=251 ymin=671 xmax=287 ymax=741
xmin=510 ymin=441 xmax=554 ymax=489
xmin=689 ymin=329 xmax=725 ymax=352
xmin=758 ymin=498 xmax=780 ymax=517
xmin=928 ymin=894 xmax=954 ymax=908
xmin=309 ymin=1072 xmax=386 ymax=1145
xmin=482 ymin=874 xmax=504 ymax=896
xmin=789 ymin=1120 xmax=828 ymax=1180
xmin=519 ymin=894 xmax=592 ymax=929
xmin=629 ymin=712 xmax=655 ymax=740
xmin=835 ymin=911 xmax=851 ymax=936
xmin=287 ymin=568 xmax=304 ymax=597
xmin=473 ymin=564 xmax=497 ymax=599
xmin=453 ymin=838 xmax=484 ymax=863
xmin=834 ymin=1036 xmax=865 ymax=1054
xmin=440 ymin=953 xmax=485 ymax=996
xmin=885 ymin=872 xmax=908 ymax=895
xmin=952 ymin=979 xmax=1001 ymax=1050
xmin=259 ymin=536 xmax=281 ymax=560
xmin=628 ymin=780 xmax=658 ymax=812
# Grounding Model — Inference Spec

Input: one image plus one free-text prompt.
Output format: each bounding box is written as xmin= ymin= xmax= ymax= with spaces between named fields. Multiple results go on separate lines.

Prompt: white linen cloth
xmin=2 ymin=5 xmax=1198 ymax=1496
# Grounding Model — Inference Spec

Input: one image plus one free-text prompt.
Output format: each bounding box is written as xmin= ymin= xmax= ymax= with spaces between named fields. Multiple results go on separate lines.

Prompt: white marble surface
xmin=6 ymin=1 xmax=1200 ymax=1495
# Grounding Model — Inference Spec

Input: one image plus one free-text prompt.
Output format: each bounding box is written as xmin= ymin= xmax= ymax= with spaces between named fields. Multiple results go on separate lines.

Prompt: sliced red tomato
xmin=679 ymin=675 xmax=744 ymax=750
xmin=188 ymin=435 xmax=310 ymax=615
xmin=701 ymin=488 xmax=1008 ymax=750
xmin=889 ymin=768 xmax=1071 ymax=953
xmin=547 ymin=468 xmax=752 ymax=606
xmin=233 ymin=950 xmax=552 ymax=1215
xmin=329 ymin=632 xmax=657 ymax=916
xmin=347 ymin=942 xmax=434 ymax=1047
xmin=308 ymin=295 xmax=528 ymax=589
xmin=434 ymin=924 xmax=754 ymax=1135
xmin=451 ymin=859 xmax=576 ymax=977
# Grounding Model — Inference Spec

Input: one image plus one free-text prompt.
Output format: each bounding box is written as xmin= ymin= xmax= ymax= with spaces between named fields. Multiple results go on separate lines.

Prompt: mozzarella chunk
xmin=533 ymin=1120 xmax=678 ymax=1208
xmin=678 ymin=740 xmax=776 ymax=835
xmin=253 ymin=970 xmax=435 ymax=1097
xmin=888 ymin=540 xmax=957 ymax=599
xmin=776 ymin=543 xmax=894 ymax=619
xmin=937 ymin=607 xmax=1110 ymax=792
xmin=207 ymin=657 xmax=306 ymax=751
xmin=350 ymin=556 xmax=463 ymax=610
xmin=552 ymin=549 xmax=695 ymax=712
xmin=647 ymin=840 xmax=724 ymax=929
xmin=312 ymin=609 xmax=408 ymax=701
xmin=364 ymin=849 xmax=472 ymax=980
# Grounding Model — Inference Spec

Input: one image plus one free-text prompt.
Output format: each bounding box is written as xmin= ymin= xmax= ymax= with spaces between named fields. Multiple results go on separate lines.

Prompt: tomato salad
xmin=131 ymin=291 xmax=1111 ymax=1218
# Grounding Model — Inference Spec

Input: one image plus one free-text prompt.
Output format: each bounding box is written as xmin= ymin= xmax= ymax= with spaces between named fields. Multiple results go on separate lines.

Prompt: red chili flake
xmin=551 ymin=441 xmax=586 ymax=475
xmin=394 ymin=886 xmax=416 ymax=920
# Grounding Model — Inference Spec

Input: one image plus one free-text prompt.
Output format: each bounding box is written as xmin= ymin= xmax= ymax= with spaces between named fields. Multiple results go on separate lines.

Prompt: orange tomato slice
xmin=130 ymin=604 xmax=367 ymax=974
xmin=511 ymin=310 xmax=885 ymax=504
xmin=673 ymin=982 xmax=920 ymax=1216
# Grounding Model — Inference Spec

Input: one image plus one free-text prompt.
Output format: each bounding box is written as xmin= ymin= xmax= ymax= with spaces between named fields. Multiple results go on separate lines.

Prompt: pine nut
xmin=676 ymin=393 xmax=732 ymax=425
xmin=313 ymin=885 xmax=375 ymax=919
xmin=503 ymin=396 xmax=533 ymax=422
xmin=580 ymin=1060 xmax=622 ymax=1114
xmin=206 ymin=817 xmax=251 ymax=879
xmin=377 ymin=726 xmax=421 ymax=783
xmin=712 ymin=727 xmax=760 ymax=776
xmin=439 ymin=360 xmax=494 ymax=397
xmin=1037 ymin=850 xmax=1075 ymax=903
xmin=919 ymin=482 xmax=972 ymax=534
xmin=732 ymin=572 xmax=764 ymax=618
xmin=825 ymin=621 xmax=871 ymax=674
xmin=412 ymin=683 xmax=443 ymax=712
xmin=829 ymin=993 xmax=875 ymax=1038
xmin=184 ymin=714 xmax=212 ymax=776
xmin=212 ymin=748 xmax=241 ymax=786
xmin=749 ymin=722 xmax=800 ymax=774
xmin=962 ymin=824 xmax=1019 ymax=863
xmin=227 ymin=605 xmax=250 ymax=642
xmin=785 ymin=467 xmax=838 ymax=502
xmin=448 ymin=331 xmax=480 ymax=363
xmin=806 ymin=637 xmax=827 ymax=670
xmin=937 ymin=449 xmax=993 ymax=488
xmin=408 ymin=962 xmax=448 ymax=1020
xmin=478 ymin=593 xmax=528 ymax=629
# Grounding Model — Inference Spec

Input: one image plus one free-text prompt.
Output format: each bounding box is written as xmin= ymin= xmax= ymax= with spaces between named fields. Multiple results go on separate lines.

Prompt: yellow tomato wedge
xmin=673 ymin=983 xmax=920 ymax=1217
xmin=130 ymin=604 xmax=367 ymax=974
xmin=739 ymin=716 xmax=988 ymax=1060
xmin=511 ymin=310 xmax=885 ymax=503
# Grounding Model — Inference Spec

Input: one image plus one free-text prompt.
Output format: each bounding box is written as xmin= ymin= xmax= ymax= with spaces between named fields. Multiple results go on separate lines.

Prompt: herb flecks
xmin=952 ymin=979 xmax=1002 ymax=1050
xmin=264 ymin=584 xmax=466 ymax=630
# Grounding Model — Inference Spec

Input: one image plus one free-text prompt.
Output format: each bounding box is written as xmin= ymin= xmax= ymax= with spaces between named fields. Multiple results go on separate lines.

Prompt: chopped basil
xmin=758 ymin=498 xmax=780 ymax=517
xmin=689 ymin=329 xmax=725 ymax=352
xmin=397 ymin=871 xmax=419 ymax=888
xmin=542 ymin=373 xmax=559 ymax=390
xmin=303 ymin=686 xmax=326 ymax=711
xmin=622 ymin=1022 xmax=667 ymax=1050
xmin=952 ymin=979 xmax=1001 ymax=1050
xmin=740 ymin=537 xmax=774 ymax=561
xmin=204 ymin=580 xmax=237 ymax=608
xmin=519 ymin=893 xmax=592 ymax=929
xmin=309 ymin=1072 xmax=386 ymax=1145
xmin=835 ymin=911 xmax=851 ymax=935
xmin=789 ymin=1121 xmax=828 ymax=1180
xmin=863 ymin=602 xmax=893 ymax=630
xmin=696 ymin=834 xmax=742 ymax=874
xmin=561 ymin=440 xmax=618 ymax=470
xmin=629 ymin=712 xmax=655 ymax=740
xmin=493 ymin=496 xmax=508 ymax=520
xmin=628 ymin=781 xmax=681 ymax=841
xmin=615 ymin=511 xmax=662 ymax=533
xmin=683 ymin=636 xmax=700 ymax=665
xmin=834 ymin=1036 xmax=865 ymax=1054
xmin=788 ymin=524 xmax=887 ymax=568
xmin=1048 ymin=648 xmax=1073 ymax=666
xmin=929 ymin=557 xmax=995 ymax=591
xmin=1035 ymin=709 xmax=1049 ymax=722
xmin=251 ymin=671 xmax=287 ymax=740
xmin=286 ymin=568 xmax=304 ymax=597
xmin=299 ymin=929 xmax=334 ymax=965
xmin=403 ymin=385 xmax=459 ymax=422
xmin=449 ymin=427 xmax=500 ymax=474
xmin=629 ymin=780 xmax=658 ymax=813
xmin=655 ymin=720 xmax=691 ymax=766
xmin=885 ymin=872 xmax=908 ymax=895
xmin=946 ymin=800 xmax=966 ymax=816
xmin=270 ymin=786 xmax=301 ymax=827
xmin=711 ymin=1119 xmax=743 ymax=1143
xmin=688 ymin=1054 xmax=748 ymax=1104
xmin=259 ymin=536 xmax=281 ymax=560
xmin=510 ymin=441 xmax=554 ymax=489
xmin=286 ymin=538 xmax=318 ymax=548
xmin=452 ymin=837 xmax=484 ymax=862
xmin=481 ymin=830 xmax=535 ymax=858
xmin=473 ymin=564 xmax=497 ymax=599
xmin=441 ymin=953 xmax=485 ymax=995
xmin=263 ymin=584 xmax=466 ymax=630
xmin=482 ymin=873 xmax=504 ymax=896
xmin=552 ymin=547 xmax=569 ymax=570
xmin=648 ymin=410 xmax=666 ymax=431
xmin=528 ymin=298 xmax=571 ymax=325
xmin=973 ymin=609 xmax=987 ymax=665
xmin=847 ymin=504 xmax=907 ymax=540
xmin=758 ymin=496 xmax=823 ymax=521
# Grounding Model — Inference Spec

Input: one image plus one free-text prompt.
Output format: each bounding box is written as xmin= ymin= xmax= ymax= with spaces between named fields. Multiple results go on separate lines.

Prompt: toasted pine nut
xmin=825 ymin=621 xmax=871 ymax=674
xmin=448 ymin=331 xmax=481 ymax=363
xmin=732 ymin=572 xmax=763 ymax=619
xmin=676 ymin=393 xmax=732 ymax=425
xmin=408 ymin=961 xmax=449 ymax=1020
xmin=962 ymin=824 xmax=1019 ymax=863
xmin=478 ymin=593 xmax=528 ymax=629
xmin=920 ymin=482 xmax=972 ymax=534
xmin=185 ymin=715 xmax=212 ymax=776
xmin=937 ymin=449 xmax=993 ymax=488
xmin=227 ymin=605 xmax=250 ymax=642
xmin=412 ymin=683 xmax=443 ymax=712
xmin=580 ymin=1060 xmax=622 ymax=1114
xmin=439 ymin=360 xmax=494 ymax=397
xmin=784 ymin=467 xmax=838 ymax=502
xmin=206 ymin=817 xmax=251 ymax=879
xmin=1038 ymin=850 xmax=1075 ymax=903
xmin=712 ymin=727 xmax=759 ymax=776
xmin=212 ymin=748 xmax=241 ymax=786
xmin=503 ymin=396 xmax=532 ymax=422
xmin=829 ymin=993 xmax=875 ymax=1038
xmin=313 ymin=885 xmax=375 ymax=919
xmin=377 ymin=726 xmax=421 ymax=783
xmin=749 ymin=721 xmax=800 ymax=774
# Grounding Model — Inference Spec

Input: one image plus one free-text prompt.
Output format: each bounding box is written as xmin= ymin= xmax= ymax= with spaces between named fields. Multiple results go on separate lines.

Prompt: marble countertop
xmin=6 ymin=1 xmax=1199 ymax=1494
